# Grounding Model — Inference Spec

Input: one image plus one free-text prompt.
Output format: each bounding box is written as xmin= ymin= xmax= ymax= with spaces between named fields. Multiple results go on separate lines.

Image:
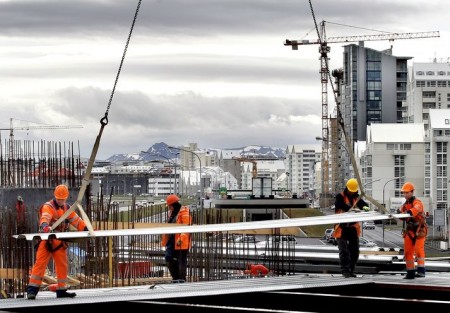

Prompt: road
xmin=361 ymin=223 xmax=404 ymax=248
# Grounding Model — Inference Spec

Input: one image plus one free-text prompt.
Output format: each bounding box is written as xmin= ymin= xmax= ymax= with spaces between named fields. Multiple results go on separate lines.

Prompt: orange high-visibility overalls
xmin=28 ymin=200 xmax=86 ymax=291
xmin=400 ymin=197 xmax=428 ymax=273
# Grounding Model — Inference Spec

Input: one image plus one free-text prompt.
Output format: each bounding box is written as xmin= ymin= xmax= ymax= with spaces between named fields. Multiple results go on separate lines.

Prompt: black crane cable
xmin=51 ymin=0 xmax=143 ymax=232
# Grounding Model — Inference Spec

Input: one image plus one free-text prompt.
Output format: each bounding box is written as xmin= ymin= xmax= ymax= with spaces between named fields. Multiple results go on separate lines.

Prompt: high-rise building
xmin=341 ymin=43 xmax=411 ymax=143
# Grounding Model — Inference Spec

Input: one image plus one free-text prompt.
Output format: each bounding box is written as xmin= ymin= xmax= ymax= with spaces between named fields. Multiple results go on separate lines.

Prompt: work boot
xmin=416 ymin=267 xmax=426 ymax=278
xmin=26 ymin=286 xmax=39 ymax=300
xmin=56 ymin=290 xmax=76 ymax=298
xmin=342 ymin=272 xmax=351 ymax=278
xmin=403 ymin=270 xmax=415 ymax=280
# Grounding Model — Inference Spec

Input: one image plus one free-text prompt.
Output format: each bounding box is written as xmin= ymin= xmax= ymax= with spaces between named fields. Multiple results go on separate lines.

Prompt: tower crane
xmin=0 ymin=118 xmax=83 ymax=158
xmin=232 ymin=157 xmax=257 ymax=178
xmin=284 ymin=20 xmax=439 ymax=206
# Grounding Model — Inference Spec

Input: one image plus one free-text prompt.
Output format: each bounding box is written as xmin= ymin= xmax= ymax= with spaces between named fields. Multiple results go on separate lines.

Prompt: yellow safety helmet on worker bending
xmin=346 ymin=178 xmax=359 ymax=193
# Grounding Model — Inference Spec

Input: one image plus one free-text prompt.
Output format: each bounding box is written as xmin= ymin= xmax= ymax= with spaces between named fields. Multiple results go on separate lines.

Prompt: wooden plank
xmin=43 ymin=275 xmax=57 ymax=284
xmin=0 ymin=268 xmax=26 ymax=279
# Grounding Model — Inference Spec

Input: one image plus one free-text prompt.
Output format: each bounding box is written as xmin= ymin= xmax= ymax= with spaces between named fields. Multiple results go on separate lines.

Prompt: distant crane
xmin=232 ymin=157 xmax=258 ymax=178
xmin=0 ymin=118 xmax=83 ymax=186
xmin=0 ymin=118 xmax=83 ymax=158
xmin=284 ymin=19 xmax=439 ymax=204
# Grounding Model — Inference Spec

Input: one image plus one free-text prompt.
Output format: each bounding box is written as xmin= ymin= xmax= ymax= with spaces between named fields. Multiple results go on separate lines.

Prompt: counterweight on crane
xmin=284 ymin=20 xmax=439 ymax=202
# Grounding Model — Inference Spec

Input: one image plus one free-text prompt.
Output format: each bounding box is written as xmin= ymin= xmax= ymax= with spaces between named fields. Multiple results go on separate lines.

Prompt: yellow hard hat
xmin=346 ymin=178 xmax=359 ymax=193
xmin=401 ymin=182 xmax=415 ymax=193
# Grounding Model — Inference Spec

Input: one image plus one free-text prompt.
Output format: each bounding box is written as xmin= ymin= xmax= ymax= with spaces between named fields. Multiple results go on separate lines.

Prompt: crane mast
xmin=284 ymin=20 xmax=440 ymax=206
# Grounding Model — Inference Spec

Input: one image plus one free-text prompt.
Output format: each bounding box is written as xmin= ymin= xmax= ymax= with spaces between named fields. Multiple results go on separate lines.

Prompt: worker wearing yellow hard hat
xmin=333 ymin=178 xmax=370 ymax=278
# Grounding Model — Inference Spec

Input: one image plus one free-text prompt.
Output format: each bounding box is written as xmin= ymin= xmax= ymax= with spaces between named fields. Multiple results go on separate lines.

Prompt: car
xmin=359 ymin=237 xmax=377 ymax=247
xmin=327 ymin=230 xmax=337 ymax=245
xmin=230 ymin=235 xmax=259 ymax=244
xmin=362 ymin=221 xmax=375 ymax=230
xmin=270 ymin=235 xmax=297 ymax=244
xmin=256 ymin=235 xmax=297 ymax=249
xmin=324 ymin=228 xmax=334 ymax=241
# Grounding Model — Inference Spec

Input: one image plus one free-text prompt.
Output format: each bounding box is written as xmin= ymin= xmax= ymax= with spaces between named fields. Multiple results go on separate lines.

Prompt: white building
xmin=284 ymin=144 xmax=321 ymax=198
xmin=361 ymin=123 xmax=428 ymax=212
xmin=406 ymin=62 xmax=450 ymax=127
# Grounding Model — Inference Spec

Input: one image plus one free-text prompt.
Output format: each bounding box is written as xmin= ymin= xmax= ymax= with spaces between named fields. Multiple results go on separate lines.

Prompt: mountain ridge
xmin=106 ymin=142 xmax=286 ymax=162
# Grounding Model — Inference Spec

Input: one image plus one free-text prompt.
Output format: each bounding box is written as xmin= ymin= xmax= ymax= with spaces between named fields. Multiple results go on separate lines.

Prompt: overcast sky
xmin=0 ymin=0 xmax=447 ymax=160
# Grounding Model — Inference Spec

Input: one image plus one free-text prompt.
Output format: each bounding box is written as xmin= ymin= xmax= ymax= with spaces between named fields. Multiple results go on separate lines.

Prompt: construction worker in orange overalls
xmin=244 ymin=263 xmax=270 ymax=277
xmin=161 ymin=194 xmax=192 ymax=282
xmin=26 ymin=184 xmax=88 ymax=300
xmin=398 ymin=182 xmax=428 ymax=279
xmin=334 ymin=178 xmax=370 ymax=278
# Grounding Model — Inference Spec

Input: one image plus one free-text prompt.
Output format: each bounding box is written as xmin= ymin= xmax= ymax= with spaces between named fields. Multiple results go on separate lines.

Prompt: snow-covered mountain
xmin=106 ymin=142 xmax=285 ymax=162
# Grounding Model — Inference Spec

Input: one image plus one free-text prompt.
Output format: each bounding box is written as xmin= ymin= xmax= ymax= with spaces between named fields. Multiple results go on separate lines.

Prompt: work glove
xmin=362 ymin=206 xmax=370 ymax=212
xmin=396 ymin=209 xmax=401 ymax=214
xmin=39 ymin=223 xmax=52 ymax=233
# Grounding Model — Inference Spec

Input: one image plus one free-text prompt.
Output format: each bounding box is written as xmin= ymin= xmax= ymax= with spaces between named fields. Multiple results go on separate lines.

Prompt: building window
xmin=394 ymin=155 xmax=405 ymax=166
xmin=423 ymin=103 xmax=436 ymax=109
xmin=437 ymin=190 xmax=447 ymax=202
xmin=437 ymin=154 xmax=447 ymax=165
xmin=423 ymin=91 xmax=436 ymax=98
xmin=437 ymin=142 xmax=448 ymax=153
xmin=399 ymin=144 xmax=411 ymax=150
xmin=436 ymin=166 xmax=447 ymax=176
xmin=416 ymin=81 xmax=425 ymax=87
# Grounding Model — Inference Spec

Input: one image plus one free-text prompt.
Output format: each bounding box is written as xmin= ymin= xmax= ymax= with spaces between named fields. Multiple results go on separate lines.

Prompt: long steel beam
xmin=14 ymin=212 xmax=409 ymax=241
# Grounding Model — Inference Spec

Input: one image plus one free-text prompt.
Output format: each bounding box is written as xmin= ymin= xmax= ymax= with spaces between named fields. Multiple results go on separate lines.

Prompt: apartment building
xmin=284 ymin=144 xmax=321 ymax=198
xmin=341 ymin=43 xmax=410 ymax=143
xmin=361 ymin=123 xmax=426 ymax=212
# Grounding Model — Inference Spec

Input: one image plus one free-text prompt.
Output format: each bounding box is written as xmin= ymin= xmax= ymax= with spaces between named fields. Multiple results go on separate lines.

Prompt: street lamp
xmin=383 ymin=176 xmax=405 ymax=212
xmin=168 ymin=146 xmax=203 ymax=221
xmin=381 ymin=176 xmax=405 ymax=244
xmin=362 ymin=178 xmax=381 ymax=191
